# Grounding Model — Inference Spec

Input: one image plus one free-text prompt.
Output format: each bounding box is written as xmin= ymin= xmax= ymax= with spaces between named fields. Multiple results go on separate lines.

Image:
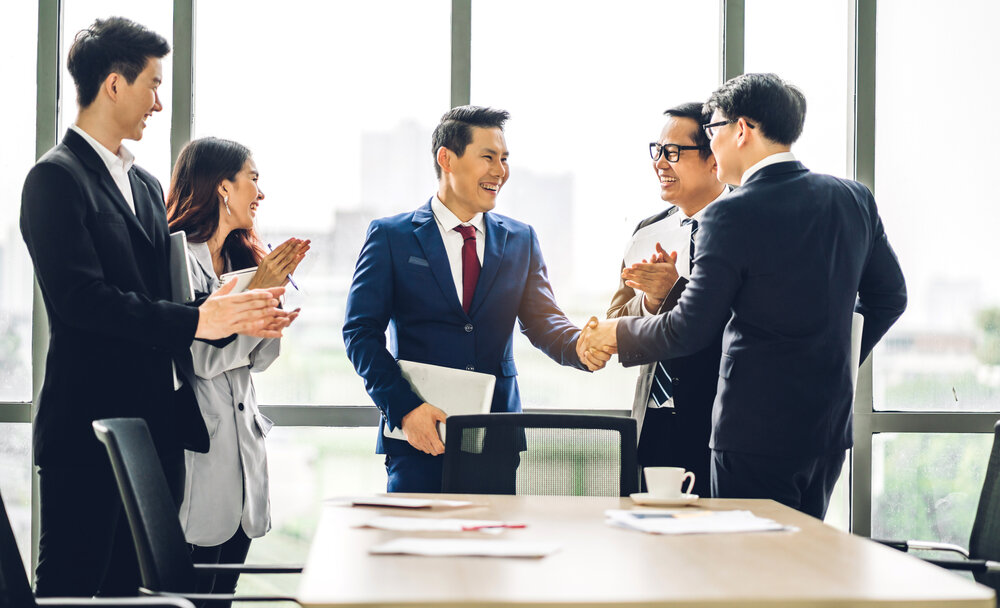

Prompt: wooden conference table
xmin=298 ymin=493 xmax=994 ymax=607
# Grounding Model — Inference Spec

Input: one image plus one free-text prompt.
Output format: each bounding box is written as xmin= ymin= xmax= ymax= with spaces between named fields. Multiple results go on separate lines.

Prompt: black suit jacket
xmin=608 ymin=206 xmax=722 ymax=490
xmin=20 ymin=129 xmax=209 ymax=467
xmin=617 ymin=162 xmax=907 ymax=457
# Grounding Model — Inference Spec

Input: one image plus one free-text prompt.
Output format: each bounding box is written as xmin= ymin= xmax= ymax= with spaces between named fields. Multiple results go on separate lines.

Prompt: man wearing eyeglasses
xmin=583 ymin=74 xmax=906 ymax=518
xmin=606 ymin=102 xmax=728 ymax=498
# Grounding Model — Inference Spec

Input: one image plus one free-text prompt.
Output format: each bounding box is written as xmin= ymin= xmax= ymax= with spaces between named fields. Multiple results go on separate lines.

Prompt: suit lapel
xmin=468 ymin=212 xmax=507 ymax=317
xmin=412 ymin=201 xmax=467 ymax=318
xmin=129 ymin=170 xmax=157 ymax=246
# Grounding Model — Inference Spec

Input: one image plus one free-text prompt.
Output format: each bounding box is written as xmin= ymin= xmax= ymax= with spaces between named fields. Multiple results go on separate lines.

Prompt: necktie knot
xmin=454 ymin=224 xmax=476 ymax=241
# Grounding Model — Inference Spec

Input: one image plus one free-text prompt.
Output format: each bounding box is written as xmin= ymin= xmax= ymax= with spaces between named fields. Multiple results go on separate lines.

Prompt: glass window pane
xmin=236 ymin=427 xmax=385 ymax=596
xmin=0 ymin=2 xmax=37 ymax=402
xmin=744 ymin=0 xmax=850 ymax=178
xmin=193 ymin=0 xmax=451 ymax=406
xmin=872 ymin=433 xmax=992 ymax=550
xmin=471 ymin=0 xmax=720 ymax=409
xmin=60 ymin=2 xmax=174 ymax=186
xmin=874 ymin=0 xmax=1000 ymax=411
xmin=0 ymin=423 xmax=33 ymax=571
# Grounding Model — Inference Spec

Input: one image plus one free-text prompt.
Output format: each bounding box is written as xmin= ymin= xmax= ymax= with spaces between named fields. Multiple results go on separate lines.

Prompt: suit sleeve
xmin=342 ymin=221 xmax=423 ymax=430
xmin=516 ymin=226 xmax=587 ymax=371
xmin=616 ymin=202 xmax=740 ymax=367
xmin=855 ymin=195 xmax=907 ymax=361
xmin=20 ymin=162 xmax=198 ymax=354
xmin=607 ymin=260 xmax=649 ymax=319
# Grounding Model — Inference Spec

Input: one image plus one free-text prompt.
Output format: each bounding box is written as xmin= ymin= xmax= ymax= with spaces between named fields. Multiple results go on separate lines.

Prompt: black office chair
xmin=876 ymin=420 xmax=1000 ymax=597
xmin=91 ymin=418 xmax=302 ymax=605
xmin=0 ymin=482 xmax=195 ymax=608
xmin=441 ymin=413 xmax=638 ymax=497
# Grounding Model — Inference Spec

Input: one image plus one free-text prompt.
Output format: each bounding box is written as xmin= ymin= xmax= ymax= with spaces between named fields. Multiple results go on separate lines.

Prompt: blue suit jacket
xmin=617 ymin=162 xmax=907 ymax=457
xmin=343 ymin=199 xmax=585 ymax=455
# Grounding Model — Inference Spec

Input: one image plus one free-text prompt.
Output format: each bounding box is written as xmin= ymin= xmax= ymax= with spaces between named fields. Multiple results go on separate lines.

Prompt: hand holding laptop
xmin=401 ymin=403 xmax=448 ymax=456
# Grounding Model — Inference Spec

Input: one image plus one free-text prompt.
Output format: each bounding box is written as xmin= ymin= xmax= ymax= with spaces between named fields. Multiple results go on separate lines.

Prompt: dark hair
xmin=703 ymin=73 xmax=807 ymax=146
xmin=66 ymin=17 xmax=170 ymax=108
xmin=663 ymin=102 xmax=714 ymax=160
xmin=166 ymin=138 xmax=265 ymax=271
xmin=431 ymin=105 xmax=510 ymax=178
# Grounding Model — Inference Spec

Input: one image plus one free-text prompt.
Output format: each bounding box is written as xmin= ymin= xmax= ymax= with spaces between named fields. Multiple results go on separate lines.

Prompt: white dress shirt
xmin=430 ymin=195 xmax=486 ymax=305
xmin=740 ymin=151 xmax=797 ymax=186
xmin=70 ymin=124 xmax=136 ymax=215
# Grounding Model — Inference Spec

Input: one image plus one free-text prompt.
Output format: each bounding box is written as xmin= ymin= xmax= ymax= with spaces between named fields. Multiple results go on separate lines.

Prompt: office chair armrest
xmin=925 ymin=558 xmax=1000 ymax=574
xmin=874 ymin=538 xmax=970 ymax=558
xmin=140 ymin=589 xmax=298 ymax=604
xmin=192 ymin=563 xmax=303 ymax=574
xmin=37 ymin=598 xmax=196 ymax=608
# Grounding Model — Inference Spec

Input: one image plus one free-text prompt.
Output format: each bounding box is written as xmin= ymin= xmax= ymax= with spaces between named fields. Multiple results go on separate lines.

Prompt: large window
xmin=470 ymin=0 xmax=720 ymax=410
xmin=193 ymin=0 xmax=451 ymax=407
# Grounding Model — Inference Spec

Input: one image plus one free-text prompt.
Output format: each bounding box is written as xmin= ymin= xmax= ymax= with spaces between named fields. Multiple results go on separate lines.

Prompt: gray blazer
xmin=178 ymin=241 xmax=280 ymax=546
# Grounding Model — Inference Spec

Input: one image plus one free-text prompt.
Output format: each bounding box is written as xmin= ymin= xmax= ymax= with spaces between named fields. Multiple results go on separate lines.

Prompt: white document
xmin=358 ymin=516 xmax=523 ymax=534
xmin=168 ymin=231 xmax=194 ymax=303
xmin=219 ymin=266 xmax=258 ymax=293
xmin=623 ymin=219 xmax=694 ymax=280
xmin=383 ymin=360 xmax=496 ymax=442
xmin=334 ymin=496 xmax=482 ymax=509
xmin=369 ymin=538 xmax=559 ymax=558
xmin=605 ymin=509 xmax=794 ymax=535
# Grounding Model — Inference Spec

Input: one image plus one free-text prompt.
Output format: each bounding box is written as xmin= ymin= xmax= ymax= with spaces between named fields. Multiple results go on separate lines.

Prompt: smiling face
xmin=220 ymin=157 xmax=264 ymax=231
xmin=437 ymin=126 xmax=509 ymax=221
xmin=113 ymin=56 xmax=163 ymax=142
xmin=653 ymin=116 xmax=721 ymax=214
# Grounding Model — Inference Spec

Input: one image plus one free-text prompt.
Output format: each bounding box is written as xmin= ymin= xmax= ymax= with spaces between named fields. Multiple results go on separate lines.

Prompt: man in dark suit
xmin=20 ymin=17 xmax=288 ymax=597
xmin=582 ymin=74 xmax=906 ymax=518
xmin=607 ymin=102 xmax=728 ymax=498
xmin=343 ymin=106 xmax=608 ymax=493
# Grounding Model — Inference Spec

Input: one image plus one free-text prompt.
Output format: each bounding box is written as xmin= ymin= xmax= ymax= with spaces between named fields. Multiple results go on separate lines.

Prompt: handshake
xmin=575 ymin=316 xmax=621 ymax=371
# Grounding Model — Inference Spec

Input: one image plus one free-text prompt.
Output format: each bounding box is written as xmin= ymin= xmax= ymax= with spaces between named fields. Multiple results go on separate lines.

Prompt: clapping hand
xmin=248 ymin=237 xmax=311 ymax=290
xmin=622 ymin=242 xmax=679 ymax=313
xmin=195 ymin=280 xmax=287 ymax=340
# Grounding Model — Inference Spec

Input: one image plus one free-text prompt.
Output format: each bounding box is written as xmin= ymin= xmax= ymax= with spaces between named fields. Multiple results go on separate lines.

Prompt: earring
xmin=224 ymin=201 xmax=232 ymax=216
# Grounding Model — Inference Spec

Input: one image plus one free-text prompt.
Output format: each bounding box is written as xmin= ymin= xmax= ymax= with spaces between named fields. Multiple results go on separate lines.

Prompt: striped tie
xmin=650 ymin=361 xmax=673 ymax=407
xmin=681 ymin=217 xmax=699 ymax=274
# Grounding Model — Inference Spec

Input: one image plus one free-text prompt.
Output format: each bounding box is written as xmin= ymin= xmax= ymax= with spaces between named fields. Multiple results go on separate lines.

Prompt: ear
xmin=217 ymin=182 xmax=229 ymax=199
xmin=436 ymin=146 xmax=452 ymax=175
xmin=736 ymin=118 xmax=753 ymax=148
xmin=103 ymin=73 xmax=122 ymax=101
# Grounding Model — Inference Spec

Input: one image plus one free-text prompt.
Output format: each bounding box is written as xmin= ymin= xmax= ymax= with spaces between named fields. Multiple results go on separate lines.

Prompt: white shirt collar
xmin=431 ymin=194 xmax=485 ymax=233
xmin=740 ymin=151 xmax=797 ymax=185
xmin=684 ymin=185 xmax=731 ymax=223
xmin=70 ymin=124 xmax=135 ymax=175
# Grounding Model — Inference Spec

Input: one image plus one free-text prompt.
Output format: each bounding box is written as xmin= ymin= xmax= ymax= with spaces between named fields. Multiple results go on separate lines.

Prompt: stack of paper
xmin=370 ymin=538 xmax=559 ymax=558
xmin=329 ymin=496 xmax=483 ymax=509
xmin=358 ymin=516 xmax=524 ymax=534
xmin=606 ymin=509 xmax=795 ymax=535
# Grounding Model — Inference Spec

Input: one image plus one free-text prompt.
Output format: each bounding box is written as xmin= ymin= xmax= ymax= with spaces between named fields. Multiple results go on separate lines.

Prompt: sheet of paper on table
xmin=358 ymin=516 xmax=524 ymax=534
xmin=330 ymin=496 xmax=484 ymax=509
xmin=370 ymin=538 xmax=560 ymax=558
xmin=606 ymin=509 xmax=796 ymax=535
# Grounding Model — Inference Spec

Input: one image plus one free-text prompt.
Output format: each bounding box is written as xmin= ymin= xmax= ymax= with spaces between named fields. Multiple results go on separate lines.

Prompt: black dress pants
xmin=34 ymin=454 xmax=184 ymax=597
xmin=189 ymin=527 xmax=253 ymax=608
xmin=710 ymin=448 xmax=846 ymax=520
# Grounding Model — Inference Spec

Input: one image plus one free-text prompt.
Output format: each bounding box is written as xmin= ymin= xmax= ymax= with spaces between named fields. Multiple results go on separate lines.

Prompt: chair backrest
xmin=92 ymin=418 xmax=198 ymax=593
xmin=968 ymin=420 xmax=1000 ymax=592
xmin=441 ymin=413 xmax=638 ymax=497
xmin=0 ymin=487 xmax=36 ymax=608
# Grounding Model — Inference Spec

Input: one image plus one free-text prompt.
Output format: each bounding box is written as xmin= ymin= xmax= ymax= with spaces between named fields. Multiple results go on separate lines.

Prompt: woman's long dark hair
xmin=166 ymin=137 xmax=265 ymax=271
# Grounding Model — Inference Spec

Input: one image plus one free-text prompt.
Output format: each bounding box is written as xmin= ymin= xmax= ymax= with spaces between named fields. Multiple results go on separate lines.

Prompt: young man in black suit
xmin=607 ymin=102 xmax=728 ymax=497
xmin=583 ymin=74 xmax=906 ymax=519
xmin=20 ymin=17 xmax=289 ymax=597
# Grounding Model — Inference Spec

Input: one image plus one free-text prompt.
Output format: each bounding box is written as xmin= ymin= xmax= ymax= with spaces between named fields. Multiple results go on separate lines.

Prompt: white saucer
xmin=630 ymin=493 xmax=699 ymax=506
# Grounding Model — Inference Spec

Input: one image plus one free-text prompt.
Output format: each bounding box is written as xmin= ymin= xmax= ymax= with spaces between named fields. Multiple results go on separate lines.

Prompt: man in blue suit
xmin=343 ymin=106 xmax=607 ymax=493
xmin=582 ymin=74 xmax=906 ymax=518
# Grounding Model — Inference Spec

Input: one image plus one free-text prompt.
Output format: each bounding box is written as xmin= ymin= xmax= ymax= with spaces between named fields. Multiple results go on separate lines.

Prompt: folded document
xmin=370 ymin=538 xmax=559 ymax=558
xmin=606 ymin=509 xmax=795 ymax=535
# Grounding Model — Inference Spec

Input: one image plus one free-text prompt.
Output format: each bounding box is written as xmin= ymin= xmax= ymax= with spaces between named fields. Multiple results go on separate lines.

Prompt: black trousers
xmin=190 ymin=527 xmax=253 ymax=608
xmin=637 ymin=406 xmax=712 ymax=498
xmin=34 ymin=454 xmax=184 ymax=597
xmin=710 ymin=448 xmax=846 ymax=520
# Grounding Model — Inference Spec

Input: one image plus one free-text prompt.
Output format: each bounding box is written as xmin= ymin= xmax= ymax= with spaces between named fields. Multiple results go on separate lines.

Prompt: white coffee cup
xmin=644 ymin=466 xmax=695 ymax=498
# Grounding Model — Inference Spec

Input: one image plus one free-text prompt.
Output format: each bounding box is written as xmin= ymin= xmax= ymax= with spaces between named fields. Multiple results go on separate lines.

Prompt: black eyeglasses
xmin=702 ymin=118 xmax=755 ymax=140
xmin=649 ymin=142 xmax=708 ymax=162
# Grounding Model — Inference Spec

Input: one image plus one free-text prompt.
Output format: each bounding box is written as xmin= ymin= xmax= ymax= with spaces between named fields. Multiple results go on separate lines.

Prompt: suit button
xmin=672 ymin=377 xmax=680 ymax=386
xmin=464 ymin=323 xmax=474 ymax=333
xmin=238 ymin=403 xmax=245 ymax=411
xmin=466 ymin=365 xmax=475 ymax=371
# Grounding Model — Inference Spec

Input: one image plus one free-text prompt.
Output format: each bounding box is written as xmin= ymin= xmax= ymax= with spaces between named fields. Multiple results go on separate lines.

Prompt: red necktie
xmin=454 ymin=225 xmax=480 ymax=313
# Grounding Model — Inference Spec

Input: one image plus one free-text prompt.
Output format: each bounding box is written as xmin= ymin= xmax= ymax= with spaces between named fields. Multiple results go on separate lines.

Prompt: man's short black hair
xmin=431 ymin=105 xmax=510 ymax=179
xmin=67 ymin=17 xmax=170 ymax=108
xmin=703 ymin=73 xmax=807 ymax=146
xmin=663 ymin=102 xmax=714 ymax=160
